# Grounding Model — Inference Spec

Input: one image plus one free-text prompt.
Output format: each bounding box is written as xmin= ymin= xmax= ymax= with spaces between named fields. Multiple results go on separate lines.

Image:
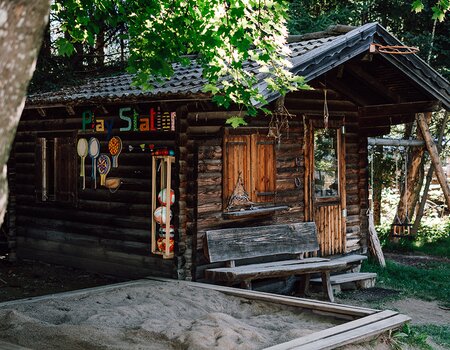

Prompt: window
xmin=35 ymin=135 xmax=76 ymax=203
xmin=314 ymin=128 xmax=339 ymax=198
xmin=223 ymin=132 xmax=276 ymax=208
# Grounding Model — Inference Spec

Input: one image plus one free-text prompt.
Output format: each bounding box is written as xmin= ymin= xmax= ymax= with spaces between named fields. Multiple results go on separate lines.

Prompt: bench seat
xmin=203 ymin=223 xmax=368 ymax=302
xmin=205 ymin=259 xmax=346 ymax=283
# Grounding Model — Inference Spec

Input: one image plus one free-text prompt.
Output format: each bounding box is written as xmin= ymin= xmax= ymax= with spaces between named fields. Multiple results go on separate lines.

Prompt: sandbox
xmin=0 ymin=279 xmax=409 ymax=350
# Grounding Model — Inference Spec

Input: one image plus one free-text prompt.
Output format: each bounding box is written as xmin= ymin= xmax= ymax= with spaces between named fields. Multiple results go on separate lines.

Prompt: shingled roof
xmin=26 ymin=22 xmax=450 ymax=110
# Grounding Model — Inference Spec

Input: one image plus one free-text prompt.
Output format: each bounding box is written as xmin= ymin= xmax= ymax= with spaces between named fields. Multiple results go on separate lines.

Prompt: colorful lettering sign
xmin=80 ymin=106 xmax=176 ymax=133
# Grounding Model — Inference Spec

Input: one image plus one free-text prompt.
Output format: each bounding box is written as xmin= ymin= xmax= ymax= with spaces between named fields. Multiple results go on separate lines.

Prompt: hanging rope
xmin=323 ymin=89 xmax=329 ymax=129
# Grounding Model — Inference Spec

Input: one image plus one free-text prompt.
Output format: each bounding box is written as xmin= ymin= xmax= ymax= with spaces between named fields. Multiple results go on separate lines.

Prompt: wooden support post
xmin=412 ymin=112 xmax=449 ymax=234
xmin=321 ymin=271 xmax=334 ymax=303
xmin=298 ymin=274 xmax=311 ymax=297
xmin=240 ymin=280 xmax=252 ymax=290
xmin=416 ymin=113 xmax=450 ymax=210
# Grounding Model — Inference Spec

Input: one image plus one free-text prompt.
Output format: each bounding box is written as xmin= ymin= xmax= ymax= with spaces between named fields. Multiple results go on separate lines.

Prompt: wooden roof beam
xmin=359 ymin=114 xmax=415 ymax=127
xmin=360 ymin=126 xmax=391 ymax=136
xmin=325 ymin=77 xmax=373 ymax=106
xmin=345 ymin=63 xmax=403 ymax=103
xmin=360 ymin=101 xmax=441 ymax=117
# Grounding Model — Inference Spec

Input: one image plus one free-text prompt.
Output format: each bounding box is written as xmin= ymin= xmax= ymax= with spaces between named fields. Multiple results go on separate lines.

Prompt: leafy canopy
xmin=53 ymin=0 xmax=308 ymax=126
xmin=412 ymin=0 xmax=449 ymax=21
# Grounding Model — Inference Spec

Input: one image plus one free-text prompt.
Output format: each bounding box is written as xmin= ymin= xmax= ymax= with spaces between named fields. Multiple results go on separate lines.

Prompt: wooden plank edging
xmin=0 ymin=280 xmax=150 ymax=308
xmin=264 ymin=310 xmax=400 ymax=350
xmin=145 ymin=277 xmax=378 ymax=318
xmin=287 ymin=314 xmax=411 ymax=350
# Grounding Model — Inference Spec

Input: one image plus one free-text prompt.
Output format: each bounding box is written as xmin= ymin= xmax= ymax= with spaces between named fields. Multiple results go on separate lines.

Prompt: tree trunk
xmin=395 ymin=112 xmax=431 ymax=222
xmin=416 ymin=112 xmax=450 ymax=210
xmin=0 ymin=0 xmax=51 ymax=226
xmin=409 ymin=156 xmax=425 ymax=220
xmin=412 ymin=111 xmax=448 ymax=234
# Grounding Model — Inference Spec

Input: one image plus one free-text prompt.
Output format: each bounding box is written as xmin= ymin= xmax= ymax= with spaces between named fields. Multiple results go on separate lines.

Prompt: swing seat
xmin=390 ymin=222 xmax=415 ymax=239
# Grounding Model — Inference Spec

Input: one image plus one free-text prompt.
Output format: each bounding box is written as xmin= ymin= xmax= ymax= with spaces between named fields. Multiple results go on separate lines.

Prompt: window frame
xmin=35 ymin=131 xmax=77 ymax=205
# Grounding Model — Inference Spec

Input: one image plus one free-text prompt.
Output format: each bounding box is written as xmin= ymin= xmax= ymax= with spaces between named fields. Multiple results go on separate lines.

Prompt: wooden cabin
xmin=6 ymin=23 xmax=450 ymax=284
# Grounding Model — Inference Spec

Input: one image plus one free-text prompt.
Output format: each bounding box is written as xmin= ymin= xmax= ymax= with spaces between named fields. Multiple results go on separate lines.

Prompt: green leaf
xmin=226 ymin=116 xmax=248 ymax=128
xmin=411 ymin=0 xmax=425 ymax=13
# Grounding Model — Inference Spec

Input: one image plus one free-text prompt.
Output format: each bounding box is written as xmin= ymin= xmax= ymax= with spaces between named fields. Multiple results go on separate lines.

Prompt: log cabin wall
xmin=186 ymin=89 xmax=369 ymax=281
xmin=13 ymin=102 xmax=185 ymax=278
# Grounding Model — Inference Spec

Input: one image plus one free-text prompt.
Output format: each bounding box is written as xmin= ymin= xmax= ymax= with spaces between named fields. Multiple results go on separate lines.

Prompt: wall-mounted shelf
xmin=222 ymin=205 xmax=289 ymax=219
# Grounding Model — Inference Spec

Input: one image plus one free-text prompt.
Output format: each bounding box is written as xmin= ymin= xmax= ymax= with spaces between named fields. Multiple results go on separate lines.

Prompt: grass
xmin=412 ymin=325 xmax=450 ymax=349
xmin=376 ymin=219 xmax=450 ymax=258
xmin=361 ymin=259 xmax=450 ymax=306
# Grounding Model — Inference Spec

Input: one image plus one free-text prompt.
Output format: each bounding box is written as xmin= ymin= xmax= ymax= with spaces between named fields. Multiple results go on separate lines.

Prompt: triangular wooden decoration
xmin=227 ymin=171 xmax=253 ymax=211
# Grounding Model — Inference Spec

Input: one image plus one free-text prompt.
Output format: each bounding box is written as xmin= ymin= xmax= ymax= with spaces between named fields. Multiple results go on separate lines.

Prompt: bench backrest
xmin=204 ymin=222 xmax=318 ymax=263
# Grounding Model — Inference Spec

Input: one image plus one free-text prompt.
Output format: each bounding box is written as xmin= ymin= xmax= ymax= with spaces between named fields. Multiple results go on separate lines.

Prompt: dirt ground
xmin=0 ymin=255 xmax=127 ymax=302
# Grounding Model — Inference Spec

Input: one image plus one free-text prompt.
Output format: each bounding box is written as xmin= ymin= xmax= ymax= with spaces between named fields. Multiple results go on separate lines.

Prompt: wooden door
xmin=305 ymin=121 xmax=346 ymax=256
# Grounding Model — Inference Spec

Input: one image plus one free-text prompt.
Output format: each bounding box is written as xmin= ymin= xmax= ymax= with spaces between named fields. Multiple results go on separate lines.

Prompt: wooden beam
xmin=360 ymin=127 xmax=391 ymax=136
xmin=416 ymin=112 xmax=450 ymax=209
xmin=360 ymin=101 xmax=441 ymax=117
xmin=368 ymin=138 xmax=425 ymax=147
xmin=146 ymin=277 xmax=378 ymax=318
xmin=325 ymin=77 xmax=371 ymax=106
xmin=346 ymin=64 xmax=402 ymax=103
xmin=359 ymin=114 xmax=415 ymax=127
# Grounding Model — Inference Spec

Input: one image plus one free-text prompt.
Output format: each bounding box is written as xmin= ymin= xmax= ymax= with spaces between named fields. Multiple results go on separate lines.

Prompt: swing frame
xmin=367 ymin=144 xmax=416 ymax=241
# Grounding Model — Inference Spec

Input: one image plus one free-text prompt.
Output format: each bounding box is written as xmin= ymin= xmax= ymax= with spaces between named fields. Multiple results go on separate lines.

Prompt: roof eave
xmin=260 ymin=22 xmax=450 ymax=110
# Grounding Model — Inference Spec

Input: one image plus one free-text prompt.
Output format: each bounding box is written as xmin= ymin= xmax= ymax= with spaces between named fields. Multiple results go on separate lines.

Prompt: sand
xmin=0 ymin=280 xmax=343 ymax=350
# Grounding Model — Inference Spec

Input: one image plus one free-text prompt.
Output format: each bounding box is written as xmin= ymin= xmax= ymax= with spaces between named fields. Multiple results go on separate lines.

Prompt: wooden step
xmin=310 ymin=272 xmax=377 ymax=292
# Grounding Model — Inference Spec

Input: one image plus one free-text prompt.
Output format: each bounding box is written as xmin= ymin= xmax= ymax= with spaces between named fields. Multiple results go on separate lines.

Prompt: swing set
xmin=368 ymin=142 xmax=416 ymax=241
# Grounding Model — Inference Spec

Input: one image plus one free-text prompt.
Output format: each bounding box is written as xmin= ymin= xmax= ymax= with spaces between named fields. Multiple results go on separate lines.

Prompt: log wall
xmin=13 ymin=102 xmax=184 ymax=278
xmin=185 ymin=89 xmax=369 ymax=280
xmin=12 ymin=88 xmax=370 ymax=280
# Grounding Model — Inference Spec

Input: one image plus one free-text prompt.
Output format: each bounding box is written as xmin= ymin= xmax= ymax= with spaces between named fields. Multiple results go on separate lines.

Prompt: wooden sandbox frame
xmin=0 ymin=278 xmax=410 ymax=350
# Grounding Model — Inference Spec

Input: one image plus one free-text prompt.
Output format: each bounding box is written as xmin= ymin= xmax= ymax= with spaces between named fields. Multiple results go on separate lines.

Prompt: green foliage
xmin=391 ymin=324 xmax=431 ymax=350
xmin=54 ymin=0 xmax=309 ymax=124
xmin=226 ymin=116 xmax=248 ymax=128
xmin=362 ymin=259 xmax=450 ymax=304
xmin=412 ymin=0 xmax=450 ymax=21
xmin=376 ymin=218 xmax=450 ymax=258
xmin=412 ymin=325 xmax=450 ymax=348
xmin=287 ymin=0 xmax=450 ymax=79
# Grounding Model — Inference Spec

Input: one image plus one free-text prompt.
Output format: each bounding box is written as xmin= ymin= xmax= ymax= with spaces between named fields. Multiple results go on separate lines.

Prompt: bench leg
xmin=298 ymin=274 xmax=311 ymax=297
xmin=321 ymin=271 xmax=334 ymax=303
xmin=240 ymin=280 xmax=252 ymax=289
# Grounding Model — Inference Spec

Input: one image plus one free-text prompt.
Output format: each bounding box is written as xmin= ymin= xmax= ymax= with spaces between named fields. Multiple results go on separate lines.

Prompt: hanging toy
xmin=108 ymin=136 xmax=122 ymax=167
xmin=158 ymin=188 xmax=175 ymax=206
xmin=97 ymin=154 xmax=111 ymax=186
xmin=88 ymin=137 xmax=100 ymax=189
xmin=153 ymin=206 xmax=172 ymax=224
xmin=76 ymin=138 xmax=88 ymax=190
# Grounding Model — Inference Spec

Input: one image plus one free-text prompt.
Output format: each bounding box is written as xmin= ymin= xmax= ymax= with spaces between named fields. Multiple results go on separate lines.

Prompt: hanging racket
xmin=97 ymin=154 xmax=111 ymax=186
xmin=76 ymin=138 xmax=88 ymax=190
xmin=108 ymin=136 xmax=122 ymax=168
xmin=88 ymin=137 xmax=100 ymax=189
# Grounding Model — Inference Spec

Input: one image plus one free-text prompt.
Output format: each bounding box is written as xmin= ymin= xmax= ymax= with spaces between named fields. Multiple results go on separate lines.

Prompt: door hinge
xmin=342 ymin=209 xmax=347 ymax=218
xmin=341 ymin=126 xmax=346 ymax=135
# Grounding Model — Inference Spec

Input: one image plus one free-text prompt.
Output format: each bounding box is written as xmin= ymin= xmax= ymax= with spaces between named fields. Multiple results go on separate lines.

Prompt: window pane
xmin=314 ymin=129 xmax=338 ymax=198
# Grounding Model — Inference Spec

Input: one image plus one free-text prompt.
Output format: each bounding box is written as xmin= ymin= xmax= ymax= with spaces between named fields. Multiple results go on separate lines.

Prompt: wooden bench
xmin=204 ymin=222 xmax=361 ymax=302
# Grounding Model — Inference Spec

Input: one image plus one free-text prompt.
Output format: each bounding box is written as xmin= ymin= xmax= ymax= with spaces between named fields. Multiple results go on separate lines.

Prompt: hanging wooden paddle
xmin=88 ymin=137 xmax=100 ymax=189
xmin=76 ymin=138 xmax=88 ymax=190
xmin=108 ymin=136 xmax=122 ymax=168
xmin=97 ymin=154 xmax=111 ymax=186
